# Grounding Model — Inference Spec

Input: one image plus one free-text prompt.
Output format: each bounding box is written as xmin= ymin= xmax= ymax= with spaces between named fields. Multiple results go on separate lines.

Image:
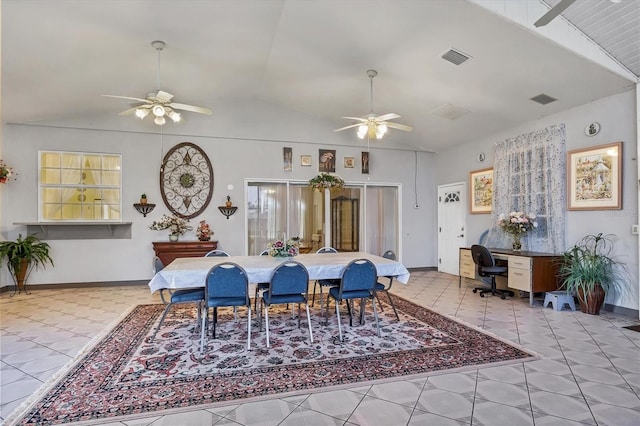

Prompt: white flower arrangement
xmin=149 ymin=214 xmax=193 ymax=236
xmin=497 ymin=212 xmax=538 ymax=236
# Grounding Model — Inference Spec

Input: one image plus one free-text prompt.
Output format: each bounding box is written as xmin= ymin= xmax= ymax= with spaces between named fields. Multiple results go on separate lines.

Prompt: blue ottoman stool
xmin=543 ymin=291 xmax=576 ymax=311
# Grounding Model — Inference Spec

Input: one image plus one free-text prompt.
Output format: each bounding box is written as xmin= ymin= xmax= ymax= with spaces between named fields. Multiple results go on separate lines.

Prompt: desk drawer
xmin=508 ymin=267 xmax=531 ymax=291
xmin=459 ymin=249 xmax=476 ymax=279
xmin=509 ymin=256 xmax=531 ymax=270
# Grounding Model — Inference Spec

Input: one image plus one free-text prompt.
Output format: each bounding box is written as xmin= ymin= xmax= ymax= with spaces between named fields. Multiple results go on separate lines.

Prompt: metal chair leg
xmin=385 ymin=290 xmax=400 ymax=320
xmin=335 ymin=299 xmax=343 ymax=342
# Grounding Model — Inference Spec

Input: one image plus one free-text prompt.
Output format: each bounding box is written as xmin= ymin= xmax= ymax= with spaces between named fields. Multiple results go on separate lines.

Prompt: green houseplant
xmin=558 ymin=233 xmax=625 ymax=315
xmin=0 ymin=234 xmax=54 ymax=292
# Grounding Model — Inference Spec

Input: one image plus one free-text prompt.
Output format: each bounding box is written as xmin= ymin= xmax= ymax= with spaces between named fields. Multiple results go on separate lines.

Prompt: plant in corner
xmin=0 ymin=234 xmax=54 ymax=292
xmin=558 ymin=233 xmax=626 ymax=315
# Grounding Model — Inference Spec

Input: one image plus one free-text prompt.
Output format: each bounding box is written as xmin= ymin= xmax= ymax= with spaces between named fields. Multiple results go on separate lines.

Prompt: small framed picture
xmin=567 ymin=142 xmax=622 ymax=210
xmin=361 ymin=151 xmax=369 ymax=174
xmin=300 ymin=155 xmax=312 ymax=167
xmin=469 ymin=168 xmax=493 ymax=214
xmin=344 ymin=157 xmax=354 ymax=168
xmin=283 ymin=147 xmax=292 ymax=171
xmin=319 ymin=149 xmax=336 ymax=173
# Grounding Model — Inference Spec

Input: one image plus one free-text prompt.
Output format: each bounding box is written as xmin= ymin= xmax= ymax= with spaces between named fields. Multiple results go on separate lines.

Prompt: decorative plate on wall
xmin=160 ymin=142 xmax=213 ymax=219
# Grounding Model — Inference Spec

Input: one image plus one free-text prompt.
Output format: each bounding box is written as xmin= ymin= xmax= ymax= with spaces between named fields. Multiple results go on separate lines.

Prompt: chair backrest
xmin=340 ymin=258 xmax=376 ymax=293
xmin=382 ymin=250 xmax=396 ymax=261
xmin=260 ymin=249 xmax=270 ymax=256
xmin=316 ymin=246 xmax=337 ymax=254
xmin=267 ymin=261 xmax=309 ymax=299
xmin=152 ymin=256 xmax=164 ymax=274
xmin=205 ymin=262 xmax=249 ymax=300
xmin=204 ymin=249 xmax=230 ymax=257
xmin=471 ymin=244 xmax=496 ymax=274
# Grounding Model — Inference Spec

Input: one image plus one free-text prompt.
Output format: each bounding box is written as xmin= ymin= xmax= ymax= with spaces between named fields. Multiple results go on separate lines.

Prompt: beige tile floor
xmin=1 ymin=271 xmax=639 ymax=425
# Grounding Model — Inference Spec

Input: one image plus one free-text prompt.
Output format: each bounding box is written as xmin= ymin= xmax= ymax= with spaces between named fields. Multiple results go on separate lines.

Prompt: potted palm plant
xmin=0 ymin=234 xmax=54 ymax=292
xmin=558 ymin=233 xmax=625 ymax=315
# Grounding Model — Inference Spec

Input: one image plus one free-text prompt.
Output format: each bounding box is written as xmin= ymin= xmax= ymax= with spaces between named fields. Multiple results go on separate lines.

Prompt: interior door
xmin=437 ymin=182 xmax=467 ymax=275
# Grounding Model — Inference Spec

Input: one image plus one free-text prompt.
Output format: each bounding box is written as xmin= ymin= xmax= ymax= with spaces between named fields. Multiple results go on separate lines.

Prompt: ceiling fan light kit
xmin=335 ymin=69 xmax=412 ymax=141
xmin=102 ymin=40 xmax=211 ymax=126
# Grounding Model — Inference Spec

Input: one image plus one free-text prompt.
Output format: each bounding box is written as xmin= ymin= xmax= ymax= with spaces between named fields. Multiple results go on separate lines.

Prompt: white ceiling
xmin=2 ymin=0 xmax=638 ymax=152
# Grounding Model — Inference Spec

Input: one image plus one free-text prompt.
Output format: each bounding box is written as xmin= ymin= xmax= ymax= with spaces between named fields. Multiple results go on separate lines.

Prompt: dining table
xmin=148 ymin=251 xmax=411 ymax=294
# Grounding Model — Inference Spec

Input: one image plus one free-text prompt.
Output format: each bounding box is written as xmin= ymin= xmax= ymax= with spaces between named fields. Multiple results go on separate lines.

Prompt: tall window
xmin=488 ymin=124 xmax=565 ymax=253
xmin=39 ymin=151 xmax=122 ymax=221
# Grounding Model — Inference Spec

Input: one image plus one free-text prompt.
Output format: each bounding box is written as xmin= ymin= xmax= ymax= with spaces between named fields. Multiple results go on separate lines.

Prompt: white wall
xmin=436 ymin=88 xmax=639 ymax=311
xmin=0 ymin=100 xmax=437 ymax=288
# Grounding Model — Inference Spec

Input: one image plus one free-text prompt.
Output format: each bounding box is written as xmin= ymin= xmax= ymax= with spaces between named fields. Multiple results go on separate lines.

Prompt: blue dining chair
xmin=373 ymin=250 xmax=400 ymax=320
xmin=204 ymin=249 xmax=230 ymax=257
xmin=329 ymin=258 xmax=380 ymax=342
xmin=152 ymin=256 xmax=173 ymax=305
xmin=150 ymin=279 xmax=204 ymax=342
xmin=260 ymin=261 xmax=313 ymax=348
xmin=311 ymin=247 xmax=339 ymax=314
xmin=200 ymin=262 xmax=251 ymax=353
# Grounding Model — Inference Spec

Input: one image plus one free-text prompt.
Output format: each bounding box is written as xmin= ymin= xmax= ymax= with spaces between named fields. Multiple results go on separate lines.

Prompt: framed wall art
xmin=469 ymin=167 xmax=493 ymax=214
xmin=344 ymin=157 xmax=354 ymax=168
xmin=283 ymin=147 xmax=292 ymax=171
xmin=319 ymin=149 xmax=336 ymax=173
xmin=361 ymin=151 xmax=369 ymax=174
xmin=300 ymin=155 xmax=312 ymax=167
xmin=567 ymin=142 xmax=622 ymax=210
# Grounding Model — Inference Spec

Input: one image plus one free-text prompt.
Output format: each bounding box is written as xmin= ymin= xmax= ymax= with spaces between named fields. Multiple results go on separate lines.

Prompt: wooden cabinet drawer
xmin=459 ymin=249 xmax=476 ymax=279
xmin=509 ymin=256 xmax=531 ymax=270
xmin=508 ymin=267 xmax=531 ymax=291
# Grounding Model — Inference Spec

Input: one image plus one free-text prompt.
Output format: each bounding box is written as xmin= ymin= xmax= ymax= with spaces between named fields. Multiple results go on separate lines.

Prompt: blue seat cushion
xmin=206 ymin=297 xmax=248 ymax=308
xmin=329 ymin=287 xmax=372 ymax=300
xmin=374 ymin=282 xmax=388 ymax=291
xmin=482 ymin=265 xmax=507 ymax=274
xmin=262 ymin=293 xmax=306 ymax=305
xmin=171 ymin=289 xmax=204 ymax=302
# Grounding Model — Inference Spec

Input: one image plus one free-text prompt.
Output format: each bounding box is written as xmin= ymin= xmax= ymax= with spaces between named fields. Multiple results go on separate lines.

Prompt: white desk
xmin=148 ymin=251 xmax=410 ymax=293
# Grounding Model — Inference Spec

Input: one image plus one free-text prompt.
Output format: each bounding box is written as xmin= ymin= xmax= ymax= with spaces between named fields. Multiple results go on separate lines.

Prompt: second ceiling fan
xmin=335 ymin=69 xmax=413 ymax=140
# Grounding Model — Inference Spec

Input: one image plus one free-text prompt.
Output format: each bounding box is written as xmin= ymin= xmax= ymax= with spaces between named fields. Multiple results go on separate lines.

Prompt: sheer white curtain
xmin=365 ymin=186 xmax=399 ymax=256
xmin=247 ymin=182 xmax=287 ymax=255
xmin=487 ymin=124 xmax=566 ymax=253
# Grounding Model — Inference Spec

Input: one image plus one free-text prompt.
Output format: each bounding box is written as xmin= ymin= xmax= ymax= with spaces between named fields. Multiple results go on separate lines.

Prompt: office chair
xmin=470 ymin=244 xmax=513 ymax=299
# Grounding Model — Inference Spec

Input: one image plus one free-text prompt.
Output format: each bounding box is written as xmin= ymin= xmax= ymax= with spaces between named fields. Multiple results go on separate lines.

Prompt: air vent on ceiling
xmin=441 ymin=48 xmax=471 ymax=65
xmin=431 ymin=103 xmax=472 ymax=120
xmin=530 ymin=93 xmax=557 ymax=105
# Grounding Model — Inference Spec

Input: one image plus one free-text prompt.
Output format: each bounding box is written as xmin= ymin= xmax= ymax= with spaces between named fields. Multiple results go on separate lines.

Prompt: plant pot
xmin=225 ymin=201 xmax=232 ymax=208
xmin=512 ymin=235 xmax=522 ymax=251
xmin=577 ymin=284 xmax=605 ymax=315
xmin=14 ymin=258 xmax=29 ymax=291
xmin=140 ymin=199 xmax=147 ymax=205
xmin=169 ymin=234 xmax=179 ymax=242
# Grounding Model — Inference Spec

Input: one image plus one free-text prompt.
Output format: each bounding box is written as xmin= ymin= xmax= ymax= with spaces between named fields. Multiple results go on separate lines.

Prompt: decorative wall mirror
xmin=160 ymin=142 xmax=213 ymax=219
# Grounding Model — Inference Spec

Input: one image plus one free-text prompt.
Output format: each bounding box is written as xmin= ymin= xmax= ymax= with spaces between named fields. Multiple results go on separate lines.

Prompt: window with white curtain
xmin=39 ymin=151 xmax=122 ymax=221
xmin=487 ymin=124 xmax=566 ymax=253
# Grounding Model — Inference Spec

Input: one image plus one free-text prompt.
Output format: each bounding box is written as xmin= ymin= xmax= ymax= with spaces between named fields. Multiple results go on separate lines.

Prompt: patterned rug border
xmin=7 ymin=296 xmax=539 ymax=426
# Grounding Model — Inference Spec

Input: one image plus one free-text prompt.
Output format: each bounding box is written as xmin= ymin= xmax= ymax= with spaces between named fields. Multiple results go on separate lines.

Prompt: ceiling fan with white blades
xmin=102 ymin=41 xmax=212 ymax=125
xmin=335 ymin=69 xmax=413 ymax=140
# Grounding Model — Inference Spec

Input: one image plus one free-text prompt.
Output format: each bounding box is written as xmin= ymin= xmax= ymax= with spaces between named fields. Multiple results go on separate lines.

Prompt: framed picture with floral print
xmin=344 ymin=157 xmax=354 ymax=168
xmin=567 ymin=142 xmax=622 ymax=210
xmin=300 ymin=155 xmax=312 ymax=167
xmin=469 ymin=168 xmax=493 ymax=214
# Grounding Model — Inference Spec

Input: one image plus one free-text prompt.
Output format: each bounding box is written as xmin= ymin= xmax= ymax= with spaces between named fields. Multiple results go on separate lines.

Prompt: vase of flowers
xmin=497 ymin=211 xmax=538 ymax=251
xmin=308 ymin=173 xmax=345 ymax=192
xmin=268 ymin=238 xmax=300 ymax=258
xmin=0 ymin=160 xmax=15 ymax=184
xmin=149 ymin=214 xmax=193 ymax=241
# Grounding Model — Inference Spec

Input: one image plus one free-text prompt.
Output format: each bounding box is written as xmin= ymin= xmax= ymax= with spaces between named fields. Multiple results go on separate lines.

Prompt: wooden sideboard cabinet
xmin=459 ymin=247 xmax=562 ymax=306
xmin=152 ymin=241 xmax=218 ymax=266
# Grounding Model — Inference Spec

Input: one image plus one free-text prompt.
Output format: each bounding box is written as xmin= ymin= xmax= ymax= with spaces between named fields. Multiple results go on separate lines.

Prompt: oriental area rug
xmin=11 ymin=296 xmax=536 ymax=425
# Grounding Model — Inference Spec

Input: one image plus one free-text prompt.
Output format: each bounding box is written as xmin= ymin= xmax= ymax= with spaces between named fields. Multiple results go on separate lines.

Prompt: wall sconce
xmin=218 ymin=206 xmax=237 ymax=220
xmin=134 ymin=203 xmax=156 ymax=217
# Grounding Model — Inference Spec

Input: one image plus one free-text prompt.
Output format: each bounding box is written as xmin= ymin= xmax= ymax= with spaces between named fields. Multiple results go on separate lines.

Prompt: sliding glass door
xmin=247 ymin=180 xmax=400 ymax=258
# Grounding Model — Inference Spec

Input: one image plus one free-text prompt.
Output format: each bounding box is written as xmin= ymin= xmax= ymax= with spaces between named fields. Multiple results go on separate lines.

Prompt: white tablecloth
xmin=148 ymin=251 xmax=410 ymax=293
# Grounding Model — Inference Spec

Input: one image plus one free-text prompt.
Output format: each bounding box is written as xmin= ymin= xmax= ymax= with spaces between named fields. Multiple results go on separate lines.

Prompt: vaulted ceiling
xmin=2 ymin=0 xmax=638 ymax=152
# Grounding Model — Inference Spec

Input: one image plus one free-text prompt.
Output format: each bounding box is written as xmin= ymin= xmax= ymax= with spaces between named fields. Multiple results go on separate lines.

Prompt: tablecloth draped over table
xmin=148 ymin=251 xmax=410 ymax=293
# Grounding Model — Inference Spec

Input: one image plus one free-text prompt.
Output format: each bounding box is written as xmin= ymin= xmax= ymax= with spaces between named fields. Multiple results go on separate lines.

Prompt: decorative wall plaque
xmin=160 ymin=142 xmax=213 ymax=219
